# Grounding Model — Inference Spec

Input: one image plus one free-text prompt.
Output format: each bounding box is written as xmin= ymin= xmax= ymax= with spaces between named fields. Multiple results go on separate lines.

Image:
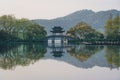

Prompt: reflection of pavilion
xmin=51 ymin=46 xmax=64 ymax=58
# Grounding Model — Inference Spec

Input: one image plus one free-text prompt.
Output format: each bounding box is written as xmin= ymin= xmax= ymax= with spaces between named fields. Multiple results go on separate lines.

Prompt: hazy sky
xmin=0 ymin=0 xmax=120 ymax=19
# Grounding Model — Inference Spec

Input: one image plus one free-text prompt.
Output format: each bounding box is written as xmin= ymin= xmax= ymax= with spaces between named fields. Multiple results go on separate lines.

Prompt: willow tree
xmin=0 ymin=15 xmax=16 ymax=32
xmin=15 ymin=19 xmax=47 ymax=41
xmin=14 ymin=18 xmax=32 ymax=40
xmin=26 ymin=23 xmax=47 ymax=41
xmin=0 ymin=15 xmax=47 ymax=41
xmin=0 ymin=15 xmax=17 ymax=41
xmin=105 ymin=14 xmax=120 ymax=39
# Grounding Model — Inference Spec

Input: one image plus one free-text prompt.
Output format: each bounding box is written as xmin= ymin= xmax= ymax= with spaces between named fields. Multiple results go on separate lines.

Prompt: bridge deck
xmin=45 ymin=35 xmax=76 ymax=40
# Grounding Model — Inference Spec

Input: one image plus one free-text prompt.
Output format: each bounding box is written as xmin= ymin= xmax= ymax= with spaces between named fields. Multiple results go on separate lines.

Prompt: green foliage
xmin=67 ymin=22 xmax=104 ymax=40
xmin=105 ymin=46 xmax=120 ymax=67
xmin=105 ymin=14 xmax=120 ymax=39
xmin=25 ymin=23 xmax=47 ymax=40
xmin=0 ymin=15 xmax=16 ymax=32
xmin=0 ymin=15 xmax=47 ymax=41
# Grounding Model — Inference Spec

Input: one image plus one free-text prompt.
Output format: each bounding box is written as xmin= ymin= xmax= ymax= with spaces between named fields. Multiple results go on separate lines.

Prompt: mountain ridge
xmin=33 ymin=9 xmax=120 ymax=35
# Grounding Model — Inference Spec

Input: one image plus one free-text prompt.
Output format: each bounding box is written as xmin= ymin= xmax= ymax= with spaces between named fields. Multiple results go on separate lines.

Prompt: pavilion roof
xmin=51 ymin=26 xmax=65 ymax=33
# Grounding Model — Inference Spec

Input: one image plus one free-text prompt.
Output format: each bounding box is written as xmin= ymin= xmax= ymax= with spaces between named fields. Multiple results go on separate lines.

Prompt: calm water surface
xmin=0 ymin=43 xmax=120 ymax=80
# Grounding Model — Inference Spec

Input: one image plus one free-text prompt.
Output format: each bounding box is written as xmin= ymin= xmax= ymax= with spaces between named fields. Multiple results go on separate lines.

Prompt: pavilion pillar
xmin=61 ymin=33 xmax=64 ymax=45
xmin=52 ymin=33 xmax=55 ymax=45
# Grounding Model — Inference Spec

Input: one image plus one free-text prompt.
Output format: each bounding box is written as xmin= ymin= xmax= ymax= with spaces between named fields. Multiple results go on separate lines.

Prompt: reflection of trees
xmin=0 ymin=43 xmax=46 ymax=70
xmin=67 ymin=45 xmax=103 ymax=61
xmin=0 ymin=43 xmax=19 ymax=53
xmin=105 ymin=46 xmax=120 ymax=68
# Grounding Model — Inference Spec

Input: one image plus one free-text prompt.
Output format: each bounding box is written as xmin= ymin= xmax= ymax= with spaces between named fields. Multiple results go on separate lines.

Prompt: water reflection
xmin=0 ymin=43 xmax=120 ymax=70
xmin=67 ymin=45 xmax=104 ymax=61
xmin=48 ymin=43 xmax=65 ymax=58
xmin=0 ymin=43 xmax=46 ymax=70
xmin=67 ymin=45 xmax=120 ymax=69
xmin=105 ymin=46 xmax=120 ymax=69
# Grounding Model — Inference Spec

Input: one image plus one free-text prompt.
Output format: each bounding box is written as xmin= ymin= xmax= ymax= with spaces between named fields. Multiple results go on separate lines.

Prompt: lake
xmin=0 ymin=43 xmax=120 ymax=80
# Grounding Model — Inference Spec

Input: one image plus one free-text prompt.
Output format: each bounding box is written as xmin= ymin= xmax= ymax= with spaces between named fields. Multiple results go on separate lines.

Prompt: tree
xmin=14 ymin=18 xmax=32 ymax=40
xmin=105 ymin=14 xmax=120 ymax=39
xmin=67 ymin=22 xmax=103 ymax=40
xmin=26 ymin=23 xmax=47 ymax=41
xmin=0 ymin=15 xmax=20 ymax=41
xmin=0 ymin=15 xmax=16 ymax=33
xmin=0 ymin=15 xmax=47 ymax=41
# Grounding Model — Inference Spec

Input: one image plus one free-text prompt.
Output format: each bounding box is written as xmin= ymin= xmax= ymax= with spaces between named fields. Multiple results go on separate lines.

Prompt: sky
xmin=0 ymin=0 xmax=120 ymax=19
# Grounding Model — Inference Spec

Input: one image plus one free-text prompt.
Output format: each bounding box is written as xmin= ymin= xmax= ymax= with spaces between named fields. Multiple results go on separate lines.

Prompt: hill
xmin=33 ymin=9 xmax=120 ymax=35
